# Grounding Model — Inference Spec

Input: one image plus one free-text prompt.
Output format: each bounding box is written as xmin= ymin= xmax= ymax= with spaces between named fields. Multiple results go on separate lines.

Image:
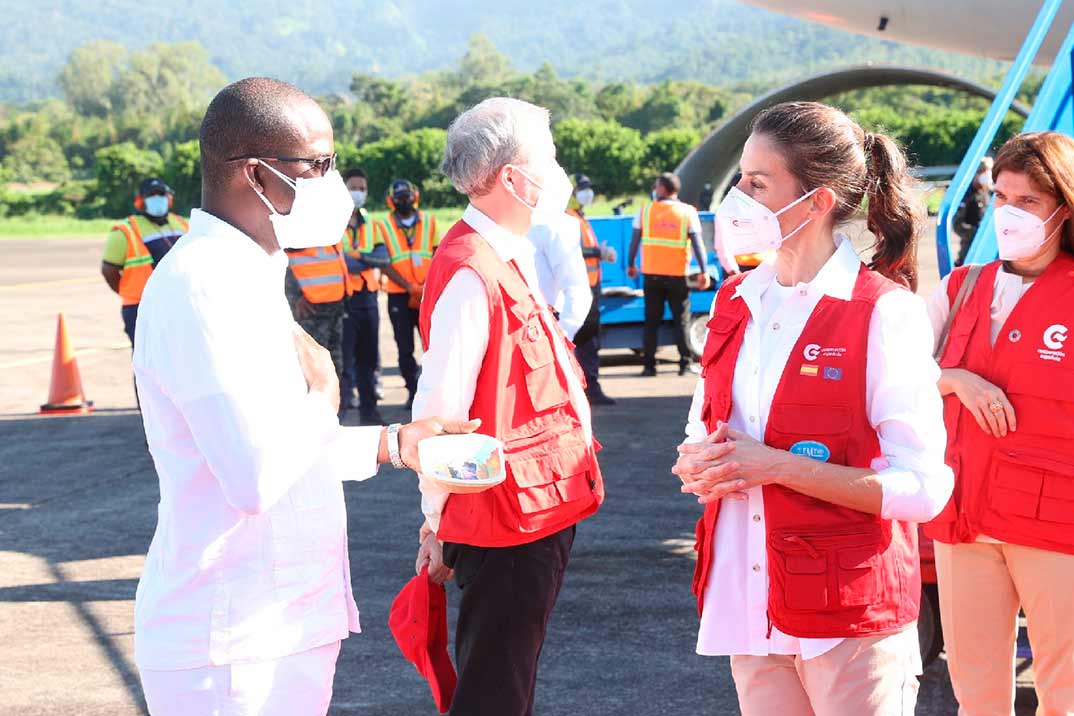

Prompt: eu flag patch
xmin=823 ymin=366 xmax=842 ymax=381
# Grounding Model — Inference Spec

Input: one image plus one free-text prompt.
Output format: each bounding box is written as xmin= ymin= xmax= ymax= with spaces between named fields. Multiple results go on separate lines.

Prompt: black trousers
xmin=642 ymin=274 xmax=691 ymax=369
xmin=573 ymin=286 xmax=602 ymax=389
xmin=341 ymin=291 xmax=379 ymax=413
xmin=387 ymin=292 xmax=420 ymax=394
xmin=443 ymin=525 xmax=576 ymax=716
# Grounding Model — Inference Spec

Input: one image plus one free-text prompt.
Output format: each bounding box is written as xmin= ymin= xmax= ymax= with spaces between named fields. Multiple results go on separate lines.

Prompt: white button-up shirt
xmin=414 ymin=204 xmax=593 ymax=532
xmin=132 ymin=209 xmax=383 ymax=670
xmin=527 ymin=212 xmax=592 ymax=340
xmin=684 ymin=235 xmax=952 ymax=659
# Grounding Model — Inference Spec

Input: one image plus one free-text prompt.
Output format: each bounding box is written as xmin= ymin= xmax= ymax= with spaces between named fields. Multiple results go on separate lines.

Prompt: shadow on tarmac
xmin=0 ymin=394 xmax=1040 ymax=715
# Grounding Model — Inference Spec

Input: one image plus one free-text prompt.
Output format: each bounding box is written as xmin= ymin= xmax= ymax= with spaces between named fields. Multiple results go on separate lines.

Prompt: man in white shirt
xmin=411 ymin=97 xmax=605 ymax=716
xmin=527 ymin=209 xmax=592 ymax=340
xmin=132 ymin=77 xmax=476 ymax=716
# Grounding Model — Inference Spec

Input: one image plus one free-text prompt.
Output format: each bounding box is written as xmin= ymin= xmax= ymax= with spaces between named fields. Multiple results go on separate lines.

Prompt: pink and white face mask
xmin=994 ymin=203 xmax=1063 ymax=261
xmin=715 ymin=186 xmax=818 ymax=256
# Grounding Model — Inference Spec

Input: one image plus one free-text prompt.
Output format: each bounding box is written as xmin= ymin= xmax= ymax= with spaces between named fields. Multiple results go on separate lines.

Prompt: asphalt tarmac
xmin=0 ymin=230 xmax=1039 ymax=715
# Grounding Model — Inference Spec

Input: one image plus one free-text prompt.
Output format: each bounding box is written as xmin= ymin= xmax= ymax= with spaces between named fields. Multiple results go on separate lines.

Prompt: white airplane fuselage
xmin=743 ymin=1 xmax=1070 ymax=64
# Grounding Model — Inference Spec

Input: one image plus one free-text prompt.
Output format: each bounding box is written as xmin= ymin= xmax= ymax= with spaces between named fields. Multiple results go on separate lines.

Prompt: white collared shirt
xmin=527 ymin=212 xmax=592 ymax=340
xmin=132 ymin=209 xmax=383 ymax=670
xmin=414 ymin=204 xmax=593 ymax=532
xmin=684 ymin=235 xmax=952 ymax=660
xmin=926 ymin=264 xmax=1034 ymax=349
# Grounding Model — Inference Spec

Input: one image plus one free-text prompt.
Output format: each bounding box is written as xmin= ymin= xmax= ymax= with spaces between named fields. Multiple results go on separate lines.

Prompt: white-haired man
xmin=412 ymin=97 xmax=605 ymax=716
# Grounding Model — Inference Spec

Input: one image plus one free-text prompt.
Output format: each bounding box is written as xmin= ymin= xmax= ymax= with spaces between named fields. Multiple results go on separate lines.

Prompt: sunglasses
xmin=227 ymin=153 xmax=337 ymax=177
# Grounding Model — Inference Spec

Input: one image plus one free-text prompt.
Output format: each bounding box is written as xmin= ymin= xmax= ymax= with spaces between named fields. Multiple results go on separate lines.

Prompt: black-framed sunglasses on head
xmin=227 ymin=153 xmax=337 ymax=177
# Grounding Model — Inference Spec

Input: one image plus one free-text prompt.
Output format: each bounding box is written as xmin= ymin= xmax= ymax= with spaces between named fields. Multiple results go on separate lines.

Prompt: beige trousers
xmin=935 ymin=540 xmax=1074 ymax=716
xmin=730 ymin=628 xmax=920 ymax=716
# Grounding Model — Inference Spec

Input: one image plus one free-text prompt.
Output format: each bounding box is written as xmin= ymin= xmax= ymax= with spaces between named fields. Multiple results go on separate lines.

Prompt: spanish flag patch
xmin=800 ymin=364 xmax=819 ymax=377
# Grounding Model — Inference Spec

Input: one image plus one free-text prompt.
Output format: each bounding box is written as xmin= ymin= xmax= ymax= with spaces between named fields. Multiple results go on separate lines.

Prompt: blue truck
xmin=588 ymin=212 xmax=725 ymax=358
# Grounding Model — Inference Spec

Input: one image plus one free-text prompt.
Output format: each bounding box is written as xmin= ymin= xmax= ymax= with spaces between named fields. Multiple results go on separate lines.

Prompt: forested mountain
xmin=0 ymin=0 xmax=1004 ymax=104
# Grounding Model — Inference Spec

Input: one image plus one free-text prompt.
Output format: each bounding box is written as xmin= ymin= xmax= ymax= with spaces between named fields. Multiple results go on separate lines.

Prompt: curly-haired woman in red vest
xmin=924 ymin=131 xmax=1074 ymax=715
xmin=673 ymin=102 xmax=953 ymax=715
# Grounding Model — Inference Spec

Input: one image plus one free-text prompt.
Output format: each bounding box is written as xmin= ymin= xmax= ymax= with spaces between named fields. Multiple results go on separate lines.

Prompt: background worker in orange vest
xmin=283 ymin=219 xmax=351 ymax=417
xmin=626 ymin=172 xmax=711 ymax=377
xmin=341 ymin=167 xmax=388 ymax=425
xmin=568 ymin=173 xmax=618 ymax=404
xmin=375 ymin=179 xmax=440 ymax=409
xmin=100 ymin=178 xmax=189 ymax=346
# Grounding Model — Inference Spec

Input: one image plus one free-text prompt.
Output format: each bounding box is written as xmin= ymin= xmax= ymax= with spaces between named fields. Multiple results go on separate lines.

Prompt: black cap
xmin=139 ymin=178 xmax=172 ymax=197
xmin=390 ymin=179 xmax=415 ymax=198
xmin=573 ymin=173 xmax=592 ymax=189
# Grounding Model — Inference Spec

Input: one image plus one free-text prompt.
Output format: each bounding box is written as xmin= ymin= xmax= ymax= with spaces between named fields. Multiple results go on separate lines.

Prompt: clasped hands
xmin=673 ymin=422 xmax=780 ymax=504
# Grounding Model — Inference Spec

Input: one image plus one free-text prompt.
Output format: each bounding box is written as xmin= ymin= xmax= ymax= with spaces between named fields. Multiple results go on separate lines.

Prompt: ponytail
xmin=752 ymin=102 xmax=924 ymax=292
xmin=864 ymin=132 xmax=923 ymax=292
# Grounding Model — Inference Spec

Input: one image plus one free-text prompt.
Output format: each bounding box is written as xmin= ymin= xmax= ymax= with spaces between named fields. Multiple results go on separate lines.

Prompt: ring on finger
xmin=988 ymin=400 xmax=1004 ymax=414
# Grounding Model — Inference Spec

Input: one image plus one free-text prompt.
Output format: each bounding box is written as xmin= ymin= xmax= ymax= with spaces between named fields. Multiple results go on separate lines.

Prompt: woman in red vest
xmin=924 ymin=131 xmax=1074 ymax=715
xmin=673 ymin=102 xmax=953 ymax=715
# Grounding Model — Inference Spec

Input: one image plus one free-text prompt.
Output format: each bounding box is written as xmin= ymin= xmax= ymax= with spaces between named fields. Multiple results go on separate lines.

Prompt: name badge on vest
xmin=790 ymin=440 xmax=831 ymax=462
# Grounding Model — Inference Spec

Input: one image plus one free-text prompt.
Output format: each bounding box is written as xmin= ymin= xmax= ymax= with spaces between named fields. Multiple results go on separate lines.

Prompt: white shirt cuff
xmin=333 ymin=425 xmax=384 ymax=482
xmin=874 ymin=458 xmax=952 ymax=523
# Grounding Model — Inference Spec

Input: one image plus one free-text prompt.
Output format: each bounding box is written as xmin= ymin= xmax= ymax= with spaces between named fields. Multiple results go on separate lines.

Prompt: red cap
xmin=389 ymin=567 xmax=457 ymax=713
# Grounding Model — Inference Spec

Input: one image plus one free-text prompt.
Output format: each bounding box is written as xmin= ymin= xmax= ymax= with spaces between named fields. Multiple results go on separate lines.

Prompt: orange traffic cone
xmin=39 ymin=312 xmax=94 ymax=415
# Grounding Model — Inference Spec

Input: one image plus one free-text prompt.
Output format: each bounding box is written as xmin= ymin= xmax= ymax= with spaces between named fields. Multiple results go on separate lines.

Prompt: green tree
xmin=595 ymin=82 xmax=643 ymax=122
xmin=114 ymin=42 xmax=225 ymax=118
xmin=1 ymin=133 xmax=71 ymax=183
xmin=58 ymin=41 xmax=127 ymax=118
xmin=553 ymin=118 xmax=645 ymax=196
xmin=163 ymin=140 xmax=201 ymax=214
xmin=354 ymin=128 xmax=455 ymax=207
xmin=643 ymin=127 xmax=701 ymax=177
xmin=94 ymin=142 xmax=164 ymax=217
xmin=455 ymin=34 xmax=514 ymax=88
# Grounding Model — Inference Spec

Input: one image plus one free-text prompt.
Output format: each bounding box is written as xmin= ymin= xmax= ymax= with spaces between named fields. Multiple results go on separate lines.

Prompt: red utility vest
xmin=692 ymin=267 xmax=920 ymax=639
xmin=419 ymin=221 xmax=604 ymax=548
xmin=925 ymin=256 xmax=1074 ymax=554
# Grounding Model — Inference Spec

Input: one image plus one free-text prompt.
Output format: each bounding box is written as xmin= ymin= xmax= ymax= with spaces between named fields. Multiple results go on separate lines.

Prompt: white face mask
xmin=509 ymin=163 xmax=574 ymax=218
xmin=715 ymin=185 xmax=818 ymax=255
xmin=252 ymin=162 xmax=354 ymax=250
xmin=575 ymin=188 xmax=595 ymax=207
xmin=350 ymin=189 xmax=367 ymax=208
xmin=994 ymin=203 xmax=1063 ymax=261
xmin=144 ymin=195 xmax=169 ymax=218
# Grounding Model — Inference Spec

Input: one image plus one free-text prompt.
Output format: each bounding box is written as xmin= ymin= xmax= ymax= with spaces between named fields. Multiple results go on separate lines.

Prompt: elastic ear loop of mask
xmin=504 ymin=165 xmax=543 ymax=211
xmin=773 ymin=187 xmax=820 ymax=242
xmin=250 ymin=161 xmax=298 ymax=216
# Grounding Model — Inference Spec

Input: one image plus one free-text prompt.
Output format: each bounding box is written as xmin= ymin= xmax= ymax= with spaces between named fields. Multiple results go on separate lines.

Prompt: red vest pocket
xmin=837 ymin=547 xmax=882 ymax=607
xmin=518 ymin=332 xmax=570 ymax=413
xmin=983 ymin=449 xmax=1074 ymax=548
xmin=1006 ymin=365 xmax=1074 ymax=439
xmin=766 ymin=404 xmax=852 ymax=465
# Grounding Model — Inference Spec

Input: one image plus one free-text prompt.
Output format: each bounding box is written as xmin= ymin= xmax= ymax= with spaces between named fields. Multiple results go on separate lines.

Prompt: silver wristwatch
xmin=386 ymin=423 xmax=406 ymax=469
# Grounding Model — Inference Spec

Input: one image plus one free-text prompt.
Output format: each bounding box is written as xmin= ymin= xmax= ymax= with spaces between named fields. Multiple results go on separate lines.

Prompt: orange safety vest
xmin=640 ymin=200 xmax=693 ymax=277
xmin=116 ymin=213 xmax=189 ymax=306
xmin=286 ymin=243 xmax=351 ymax=304
xmin=568 ymin=208 xmax=600 ymax=288
xmin=343 ymin=218 xmax=379 ymax=293
xmin=378 ymin=212 xmax=437 ymax=293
